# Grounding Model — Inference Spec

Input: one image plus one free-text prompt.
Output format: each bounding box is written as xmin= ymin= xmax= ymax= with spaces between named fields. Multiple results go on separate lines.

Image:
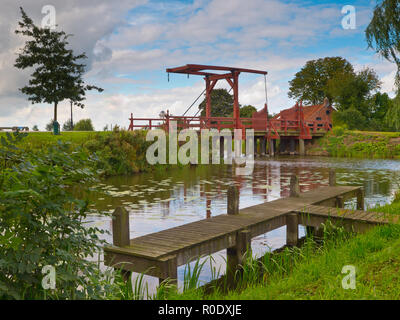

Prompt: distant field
xmin=0 ymin=131 xmax=110 ymax=149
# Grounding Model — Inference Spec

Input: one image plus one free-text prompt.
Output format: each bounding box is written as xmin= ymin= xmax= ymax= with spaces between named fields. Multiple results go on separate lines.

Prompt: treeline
xmin=288 ymin=56 xmax=398 ymax=132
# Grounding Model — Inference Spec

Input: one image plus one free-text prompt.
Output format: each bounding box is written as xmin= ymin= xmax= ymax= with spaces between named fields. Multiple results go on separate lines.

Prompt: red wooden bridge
xmin=127 ymin=64 xmax=333 ymax=155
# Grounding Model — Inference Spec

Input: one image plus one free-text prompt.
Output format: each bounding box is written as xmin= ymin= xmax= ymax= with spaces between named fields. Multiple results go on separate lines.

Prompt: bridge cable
xmin=182 ymin=88 xmax=206 ymax=116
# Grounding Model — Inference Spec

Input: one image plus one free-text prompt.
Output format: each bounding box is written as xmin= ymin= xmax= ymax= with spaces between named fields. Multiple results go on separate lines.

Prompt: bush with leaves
xmin=74 ymin=119 xmax=94 ymax=131
xmin=83 ymin=129 xmax=152 ymax=176
xmin=0 ymin=132 xmax=110 ymax=299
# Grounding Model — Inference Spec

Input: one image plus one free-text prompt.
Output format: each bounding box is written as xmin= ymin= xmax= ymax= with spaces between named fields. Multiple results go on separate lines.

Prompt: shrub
xmin=0 ymin=132 xmax=108 ymax=299
xmin=74 ymin=119 xmax=94 ymax=131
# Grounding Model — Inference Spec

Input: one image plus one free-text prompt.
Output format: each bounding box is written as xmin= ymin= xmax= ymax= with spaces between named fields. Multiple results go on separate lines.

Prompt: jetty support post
xmin=226 ymin=186 xmax=251 ymax=288
xmin=286 ymin=213 xmax=299 ymax=247
xmin=329 ymin=169 xmax=336 ymax=187
xmin=158 ymin=255 xmax=178 ymax=287
xmin=357 ymin=188 xmax=365 ymax=210
xmin=290 ymin=175 xmax=300 ymax=197
xmin=112 ymin=206 xmax=131 ymax=281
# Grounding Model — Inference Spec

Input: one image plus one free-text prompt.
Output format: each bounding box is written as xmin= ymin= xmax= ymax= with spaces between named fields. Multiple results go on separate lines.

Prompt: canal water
xmin=85 ymin=156 xmax=400 ymax=293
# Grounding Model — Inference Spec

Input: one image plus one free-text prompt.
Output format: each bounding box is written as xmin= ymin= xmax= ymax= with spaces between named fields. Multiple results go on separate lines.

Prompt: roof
xmin=275 ymin=99 xmax=332 ymax=121
xmin=166 ymin=64 xmax=268 ymax=77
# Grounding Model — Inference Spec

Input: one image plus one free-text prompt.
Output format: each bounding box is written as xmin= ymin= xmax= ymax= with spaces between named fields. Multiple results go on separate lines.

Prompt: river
xmin=85 ymin=156 xmax=400 ymax=293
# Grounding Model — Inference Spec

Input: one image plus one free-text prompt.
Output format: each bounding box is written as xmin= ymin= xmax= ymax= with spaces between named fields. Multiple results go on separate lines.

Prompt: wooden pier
xmin=104 ymin=170 xmax=391 ymax=285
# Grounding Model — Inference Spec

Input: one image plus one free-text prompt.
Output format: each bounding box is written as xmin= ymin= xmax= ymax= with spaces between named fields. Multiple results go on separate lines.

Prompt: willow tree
xmin=366 ymin=0 xmax=400 ymax=130
xmin=366 ymin=0 xmax=400 ymax=86
xmin=14 ymin=7 xmax=103 ymax=134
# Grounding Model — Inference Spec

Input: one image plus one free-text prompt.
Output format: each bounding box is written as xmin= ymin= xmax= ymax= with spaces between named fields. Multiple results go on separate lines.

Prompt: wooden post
xmin=289 ymin=138 xmax=295 ymax=155
xmin=329 ymin=169 xmax=336 ymax=187
xmin=290 ymin=175 xmax=300 ymax=197
xmin=112 ymin=206 xmax=130 ymax=247
xmin=220 ymin=136 xmax=224 ymax=159
xmin=112 ymin=207 xmax=131 ymax=282
xmin=159 ymin=255 xmax=178 ymax=287
xmin=227 ymin=186 xmax=239 ymax=215
xmin=299 ymin=138 xmax=305 ymax=156
xmin=260 ymin=137 xmax=266 ymax=156
xmin=269 ymin=139 xmax=275 ymax=156
xmin=226 ymin=229 xmax=251 ymax=289
xmin=336 ymin=195 xmax=344 ymax=208
xmin=357 ymin=188 xmax=365 ymax=210
xmin=286 ymin=213 xmax=298 ymax=246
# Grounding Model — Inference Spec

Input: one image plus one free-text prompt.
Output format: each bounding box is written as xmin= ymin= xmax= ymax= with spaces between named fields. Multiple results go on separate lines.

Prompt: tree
xmin=45 ymin=119 xmax=56 ymax=132
xmin=74 ymin=119 xmax=94 ymax=131
xmin=63 ymin=119 xmax=74 ymax=131
xmin=14 ymin=7 xmax=103 ymax=135
xmin=288 ymin=57 xmax=354 ymax=105
xmin=32 ymin=125 xmax=39 ymax=131
xmin=198 ymin=89 xmax=234 ymax=117
xmin=239 ymin=105 xmax=257 ymax=118
xmin=385 ymin=94 xmax=400 ymax=130
xmin=366 ymin=0 xmax=400 ymax=87
xmin=326 ymin=67 xmax=381 ymax=113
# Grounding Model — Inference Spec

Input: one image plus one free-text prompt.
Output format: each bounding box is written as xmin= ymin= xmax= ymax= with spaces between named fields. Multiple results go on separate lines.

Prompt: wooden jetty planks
xmin=104 ymin=182 xmax=382 ymax=281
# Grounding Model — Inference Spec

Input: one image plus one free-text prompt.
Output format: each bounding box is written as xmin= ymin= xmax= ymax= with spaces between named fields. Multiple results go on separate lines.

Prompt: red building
xmin=273 ymin=97 xmax=334 ymax=131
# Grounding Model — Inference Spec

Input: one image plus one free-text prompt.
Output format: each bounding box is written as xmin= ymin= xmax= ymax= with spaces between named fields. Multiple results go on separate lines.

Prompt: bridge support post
xmin=289 ymin=138 xmax=295 ymax=155
xmin=220 ymin=136 xmax=224 ymax=159
xmin=286 ymin=213 xmax=298 ymax=247
xmin=357 ymin=188 xmax=365 ymax=210
xmin=254 ymin=137 xmax=258 ymax=156
xmin=112 ymin=207 xmax=131 ymax=281
xmin=299 ymin=139 xmax=305 ymax=156
xmin=260 ymin=137 xmax=266 ymax=155
xmin=269 ymin=139 xmax=275 ymax=156
xmin=279 ymin=139 xmax=286 ymax=154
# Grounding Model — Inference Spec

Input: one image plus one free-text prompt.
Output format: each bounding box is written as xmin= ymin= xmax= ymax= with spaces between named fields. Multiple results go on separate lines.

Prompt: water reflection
xmin=85 ymin=156 xmax=400 ymax=290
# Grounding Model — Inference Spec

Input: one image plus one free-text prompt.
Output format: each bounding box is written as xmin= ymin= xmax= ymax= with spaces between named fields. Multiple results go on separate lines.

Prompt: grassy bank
xmin=307 ymin=127 xmax=400 ymax=159
xmin=160 ymin=201 xmax=400 ymax=300
xmin=0 ymin=130 xmax=171 ymax=176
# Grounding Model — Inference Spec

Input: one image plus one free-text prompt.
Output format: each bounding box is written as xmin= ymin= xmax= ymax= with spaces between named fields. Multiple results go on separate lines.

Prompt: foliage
xmin=14 ymin=7 xmax=103 ymax=125
xmin=366 ymin=0 xmax=400 ymax=87
xmin=198 ymin=89 xmax=234 ymax=117
xmin=327 ymin=67 xmax=381 ymax=114
xmin=0 ymin=132 xmax=109 ymax=299
xmin=83 ymin=129 xmax=154 ymax=176
xmin=32 ymin=125 xmax=39 ymax=131
xmin=73 ymin=119 xmax=94 ymax=131
xmin=239 ymin=105 xmax=257 ymax=118
xmin=62 ymin=119 xmax=74 ymax=131
xmin=333 ymin=107 xmax=367 ymax=130
xmin=385 ymin=94 xmax=400 ymax=130
xmin=45 ymin=119 xmax=56 ymax=132
xmin=288 ymin=57 xmax=354 ymax=105
xmin=308 ymin=129 xmax=400 ymax=159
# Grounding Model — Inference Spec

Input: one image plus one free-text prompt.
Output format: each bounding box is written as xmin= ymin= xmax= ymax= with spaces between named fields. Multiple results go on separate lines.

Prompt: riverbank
xmin=0 ymin=130 xmax=173 ymax=176
xmin=307 ymin=127 xmax=400 ymax=159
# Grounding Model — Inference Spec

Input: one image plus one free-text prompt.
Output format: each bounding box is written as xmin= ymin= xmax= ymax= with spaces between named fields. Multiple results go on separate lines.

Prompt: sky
xmin=0 ymin=0 xmax=397 ymax=130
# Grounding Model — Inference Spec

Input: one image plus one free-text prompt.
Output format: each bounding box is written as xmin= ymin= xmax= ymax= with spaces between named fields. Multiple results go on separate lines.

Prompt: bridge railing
xmin=128 ymin=115 xmax=331 ymax=136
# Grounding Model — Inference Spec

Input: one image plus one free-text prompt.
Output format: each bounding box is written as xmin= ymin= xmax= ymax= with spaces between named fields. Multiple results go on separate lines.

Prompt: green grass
xmin=160 ymin=201 xmax=400 ymax=300
xmin=308 ymin=128 xmax=400 ymax=159
xmin=0 ymin=131 xmax=109 ymax=150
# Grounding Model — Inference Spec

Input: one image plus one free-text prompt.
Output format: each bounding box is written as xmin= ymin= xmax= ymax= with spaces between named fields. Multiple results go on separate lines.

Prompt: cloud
xmin=0 ymin=0 xmax=397 ymax=129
